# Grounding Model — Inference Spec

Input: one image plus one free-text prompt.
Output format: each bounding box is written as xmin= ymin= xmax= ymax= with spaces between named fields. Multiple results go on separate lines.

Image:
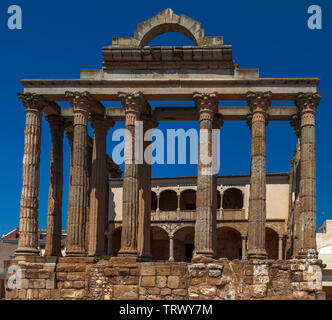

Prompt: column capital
xmin=246 ymin=91 xmax=272 ymax=115
xmin=18 ymin=93 xmax=46 ymax=112
xmin=65 ymin=91 xmax=92 ymax=113
xmin=193 ymin=92 xmax=219 ymax=121
xmin=118 ymin=91 xmax=148 ymax=115
xmin=295 ymin=92 xmax=321 ymax=115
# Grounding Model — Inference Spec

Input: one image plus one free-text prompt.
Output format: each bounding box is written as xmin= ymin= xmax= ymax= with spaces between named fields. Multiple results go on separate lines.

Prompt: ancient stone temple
xmin=5 ymin=9 xmax=325 ymax=300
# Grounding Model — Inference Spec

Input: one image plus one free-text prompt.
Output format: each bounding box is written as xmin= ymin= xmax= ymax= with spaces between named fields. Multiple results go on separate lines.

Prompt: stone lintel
xmin=57 ymin=106 xmax=297 ymax=121
xmin=20 ymin=78 xmax=319 ymax=101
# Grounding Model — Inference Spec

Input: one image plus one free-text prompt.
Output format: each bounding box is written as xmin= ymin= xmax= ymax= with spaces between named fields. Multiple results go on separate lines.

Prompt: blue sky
xmin=0 ymin=0 xmax=331 ymax=236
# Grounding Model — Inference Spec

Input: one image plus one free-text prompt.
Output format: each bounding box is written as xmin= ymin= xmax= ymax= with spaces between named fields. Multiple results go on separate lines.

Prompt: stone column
xmin=295 ymin=92 xmax=321 ymax=258
xmin=290 ymin=115 xmax=302 ymax=257
xmin=65 ymin=91 xmax=91 ymax=256
xmin=242 ymin=235 xmax=247 ymax=260
xmin=85 ymin=141 xmax=93 ymax=252
xmin=138 ymin=117 xmax=158 ymax=260
xmin=117 ymin=92 xmax=145 ymax=258
xmin=246 ymin=91 xmax=271 ymax=260
xmin=278 ymin=236 xmax=283 ymax=260
xmin=45 ymin=115 xmax=65 ymax=256
xmin=193 ymin=92 xmax=222 ymax=260
xmin=177 ymin=190 xmax=181 ymax=214
xmin=156 ymin=192 xmax=160 ymax=217
xmin=16 ymin=93 xmax=44 ymax=256
xmin=88 ymin=115 xmax=113 ymax=256
xmin=169 ymin=234 xmax=175 ymax=262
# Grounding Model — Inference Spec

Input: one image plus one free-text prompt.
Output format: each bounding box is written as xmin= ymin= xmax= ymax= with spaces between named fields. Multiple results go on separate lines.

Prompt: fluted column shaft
xmin=138 ymin=118 xmax=158 ymax=259
xmin=295 ymin=92 xmax=321 ymax=257
xmin=290 ymin=116 xmax=302 ymax=257
xmin=193 ymin=92 xmax=221 ymax=259
xmin=16 ymin=93 xmax=44 ymax=256
xmin=88 ymin=115 xmax=113 ymax=256
xmin=118 ymin=92 xmax=145 ymax=257
xmin=66 ymin=92 xmax=91 ymax=256
xmin=45 ymin=115 xmax=65 ymax=256
xmin=246 ymin=91 xmax=271 ymax=260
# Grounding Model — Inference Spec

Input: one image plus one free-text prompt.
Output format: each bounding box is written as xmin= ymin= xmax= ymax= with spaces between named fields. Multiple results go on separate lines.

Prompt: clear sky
xmin=0 ymin=0 xmax=331 ymax=236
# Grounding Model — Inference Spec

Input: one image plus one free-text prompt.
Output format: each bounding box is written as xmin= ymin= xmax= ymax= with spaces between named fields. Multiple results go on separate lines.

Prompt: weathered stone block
xmin=67 ymin=272 xmax=85 ymax=281
xmin=118 ymin=276 xmax=139 ymax=285
xmin=118 ymin=268 xmax=130 ymax=276
xmin=60 ymin=289 xmax=85 ymax=299
xmin=141 ymin=265 xmax=156 ymax=276
xmin=46 ymin=279 xmax=55 ymax=289
xmin=50 ymin=289 xmax=61 ymax=299
xmin=39 ymin=289 xmax=51 ymax=299
xmin=18 ymin=289 xmax=27 ymax=299
xmin=199 ymin=285 xmax=216 ymax=296
xmin=156 ymin=266 xmax=171 ymax=276
xmin=147 ymin=287 xmax=160 ymax=295
xmin=167 ymin=276 xmax=179 ymax=289
xmin=30 ymin=279 xmax=46 ymax=289
xmin=251 ymin=284 xmax=267 ymax=298
xmin=141 ymin=276 xmax=155 ymax=287
xmin=73 ymin=281 xmax=85 ymax=289
xmin=113 ymin=285 xmax=138 ymax=300
xmin=26 ymin=289 xmax=34 ymax=299
xmin=160 ymin=288 xmax=171 ymax=296
xmin=156 ymin=276 xmax=167 ymax=288
xmin=173 ymin=289 xmax=187 ymax=296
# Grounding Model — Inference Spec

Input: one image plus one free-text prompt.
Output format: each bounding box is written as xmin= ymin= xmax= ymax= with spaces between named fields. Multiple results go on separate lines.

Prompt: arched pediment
xmin=134 ymin=8 xmax=205 ymax=47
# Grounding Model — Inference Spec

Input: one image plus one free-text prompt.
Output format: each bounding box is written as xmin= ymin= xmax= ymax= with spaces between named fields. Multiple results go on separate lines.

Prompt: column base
xmin=168 ymin=257 xmax=175 ymax=262
xmin=116 ymin=248 xmax=139 ymax=262
xmin=192 ymin=252 xmax=216 ymax=263
xmin=247 ymin=248 xmax=267 ymax=260
xmin=15 ymin=247 xmax=40 ymax=256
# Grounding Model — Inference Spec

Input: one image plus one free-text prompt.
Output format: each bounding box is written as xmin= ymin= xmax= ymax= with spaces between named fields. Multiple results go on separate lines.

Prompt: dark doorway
xmin=185 ymin=244 xmax=194 ymax=261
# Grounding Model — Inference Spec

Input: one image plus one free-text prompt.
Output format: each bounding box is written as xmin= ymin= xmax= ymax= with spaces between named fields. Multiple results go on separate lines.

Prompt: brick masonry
xmin=4 ymin=256 xmax=326 ymax=300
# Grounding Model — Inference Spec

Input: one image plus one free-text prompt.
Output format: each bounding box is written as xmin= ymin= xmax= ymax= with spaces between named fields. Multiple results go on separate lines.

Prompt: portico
xmin=15 ymin=9 xmax=320 ymax=263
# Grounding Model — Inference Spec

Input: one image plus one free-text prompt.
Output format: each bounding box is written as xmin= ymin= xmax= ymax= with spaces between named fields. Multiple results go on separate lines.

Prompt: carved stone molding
xmin=193 ymin=92 xmax=219 ymax=122
xmin=246 ymin=91 xmax=272 ymax=128
xmin=18 ymin=93 xmax=46 ymax=112
xmin=295 ymin=92 xmax=321 ymax=115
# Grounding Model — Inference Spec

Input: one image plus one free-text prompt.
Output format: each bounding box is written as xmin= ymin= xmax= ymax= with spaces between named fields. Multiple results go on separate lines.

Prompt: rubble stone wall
xmin=4 ymin=256 xmax=326 ymax=300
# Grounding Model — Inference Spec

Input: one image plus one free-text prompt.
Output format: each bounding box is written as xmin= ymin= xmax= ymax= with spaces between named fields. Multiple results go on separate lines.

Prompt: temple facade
xmin=5 ymin=9 xmax=325 ymax=300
